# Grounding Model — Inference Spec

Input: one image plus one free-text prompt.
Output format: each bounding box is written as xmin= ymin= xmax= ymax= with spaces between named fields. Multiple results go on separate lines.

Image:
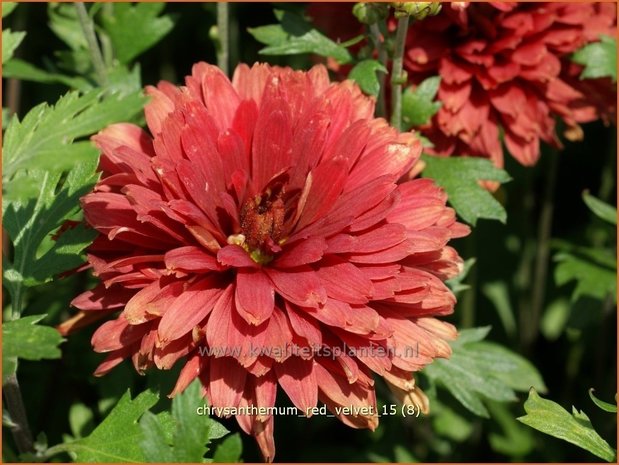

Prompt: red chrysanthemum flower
xmin=61 ymin=63 xmax=468 ymax=460
xmin=405 ymin=2 xmax=617 ymax=166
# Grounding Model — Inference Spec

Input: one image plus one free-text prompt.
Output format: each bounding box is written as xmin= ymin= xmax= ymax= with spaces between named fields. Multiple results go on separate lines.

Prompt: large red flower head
xmin=63 ymin=62 xmax=468 ymax=460
xmin=405 ymin=2 xmax=617 ymax=166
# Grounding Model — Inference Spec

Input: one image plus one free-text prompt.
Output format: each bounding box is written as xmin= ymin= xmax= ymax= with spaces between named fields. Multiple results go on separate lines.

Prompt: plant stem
xmin=75 ymin=2 xmax=107 ymax=86
xmin=460 ymin=234 xmax=478 ymax=328
xmin=390 ymin=16 xmax=409 ymax=130
xmin=3 ymin=374 xmax=34 ymax=454
xmin=527 ymin=150 xmax=559 ymax=347
xmin=217 ymin=2 xmax=230 ymax=76
xmin=370 ymin=23 xmax=387 ymax=118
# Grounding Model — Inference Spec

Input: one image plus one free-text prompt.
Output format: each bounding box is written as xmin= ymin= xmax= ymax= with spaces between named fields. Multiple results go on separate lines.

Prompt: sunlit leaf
xmin=422 ymin=155 xmax=511 ymax=225
xmin=518 ymin=389 xmax=616 ymax=462
xmin=248 ymin=9 xmax=352 ymax=64
xmin=402 ymin=76 xmax=442 ymax=129
xmin=2 ymin=315 xmax=65 ymax=384
xmin=101 ymin=3 xmax=175 ymax=64
xmin=2 ymin=29 xmax=25 ymax=64
xmin=583 ymin=190 xmax=617 ymax=225
xmin=589 ymin=389 xmax=617 ymax=414
xmin=348 ymin=59 xmax=387 ymax=97
xmin=572 ymin=35 xmax=617 ymax=82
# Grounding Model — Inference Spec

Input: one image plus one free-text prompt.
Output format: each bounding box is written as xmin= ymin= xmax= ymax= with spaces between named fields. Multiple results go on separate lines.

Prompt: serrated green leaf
xmin=2 ymin=89 xmax=144 ymax=185
xmin=572 ymin=35 xmax=617 ymax=82
xmin=518 ymin=389 xmax=616 ymax=462
xmin=48 ymin=4 xmax=88 ymax=51
xmin=248 ymin=9 xmax=352 ymax=64
xmin=589 ymin=389 xmax=617 ymax=413
xmin=425 ymin=327 xmax=546 ymax=418
xmin=139 ymin=380 xmax=236 ymax=462
xmin=3 ymin=58 xmax=91 ymax=91
xmin=101 ymin=3 xmax=175 ymax=64
xmin=55 ymin=390 xmax=159 ymax=462
xmin=212 ymin=433 xmax=243 ymax=463
xmin=2 ymin=29 xmax=26 ymax=64
xmin=583 ymin=191 xmax=617 ymax=225
xmin=2 ymin=3 xmax=18 ymax=18
xmin=348 ymin=59 xmax=387 ymax=97
xmin=554 ymin=251 xmax=616 ymax=302
xmin=2 ymin=315 xmax=65 ymax=384
xmin=402 ymin=76 xmax=442 ymax=128
xmin=421 ymin=155 xmax=511 ymax=225
xmin=3 ymin=159 xmax=99 ymax=312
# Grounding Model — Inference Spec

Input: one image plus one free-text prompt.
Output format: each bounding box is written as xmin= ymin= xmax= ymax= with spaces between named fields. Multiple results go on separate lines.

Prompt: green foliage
xmin=2 ymin=89 xmax=144 ymax=187
xmin=583 ymin=191 xmax=617 ymax=225
xmin=482 ymin=281 xmax=517 ymax=338
xmin=2 ymin=2 xmax=18 ymax=18
xmin=52 ymin=390 xmax=159 ymax=462
xmin=424 ymin=327 xmax=547 ymax=418
xmin=348 ymin=59 xmax=387 ymax=97
xmin=2 ymin=29 xmax=26 ymax=64
xmin=402 ymin=76 xmax=441 ymax=128
xmin=2 ymin=160 xmax=98 ymax=314
xmin=3 ymin=59 xmax=91 ymax=91
xmin=2 ymin=315 xmax=65 ymax=384
xmin=248 ymin=9 xmax=353 ymax=64
xmin=572 ymin=35 xmax=617 ymax=82
xmin=554 ymin=250 xmax=616 ymax=303
xmin=139 ymin=380 xmax=234 ymax=462
xmin=100 ymin=3 xmax=175 ymax=65
xmin=212 ymin=434 xmax=243 ymax=463
xmin=421 ymin=155 xmax=511 ymax=225
xmin=589 ymin=389 xmax=617 ymax=414
xmin=518 ymin=389 xmax=616 ymax=462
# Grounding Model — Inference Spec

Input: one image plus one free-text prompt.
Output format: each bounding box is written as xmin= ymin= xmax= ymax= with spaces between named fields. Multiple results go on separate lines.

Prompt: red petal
xmin=265 ymin=267 xmax=327 ymax=308
xmin=235 ymin=269 xmax=275 ymax=325
xmin=217 ymin=245 xmax=258 ymax=269
xmin=165 ymin=246 xmax=222 ymax=273
xmin=274 ymin=236 xmax=327 ymax=268
xmin=209 ymin=356 xmax=246 ymax=410
xmin=275 ymin=357 xmax=317 ymax=413
xmin=157 ymin=278 xmax=224 ymax=344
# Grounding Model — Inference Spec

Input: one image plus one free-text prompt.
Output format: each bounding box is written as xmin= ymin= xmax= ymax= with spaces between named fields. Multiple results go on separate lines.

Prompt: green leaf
xmin=56 ymin=390 xmax=159 ymax=462
xmin=139 ymin=380 xmax=236 ymax=462
xmin=69 ymin=403 xmax=96 ymax=439
xmin=402 ymin=76 xmax=442 ymax=128
xmin=101 ymin=3 xmax=175 ymax=64
xmin=425 ymin=327 xmax=546 ymax=417
xmin=2 ymin=3 xmax=18 ymax=18
xmin=554 ymin=251 xmax=616 ymax=303
xmin=589 ymin=389 xmax=617 ymax=413
xmin=2 ymin=29 xmax=26 ymax=64
xmin=583 ymin=191 xmax=617 ymax=225
xmin=2 ymin=315 xmax=65 ymax=384
xmin=421 ymin=155 xmax=511 ymax=225
xmin=445 ymin=257 xmax=476 ymax=295
xmin=3 ymin=58 xmax=91 ymax=91
xmin=572 ymin=35 xmax=617 ymax=82
xmin=487 ymin=401 xmax=534 ymax=458
xmin=348 ymin=59 xmax=387 ymax=97
xmin=3 ymin=159 xmax=99 ymax=311
xmin=48 ymin=4 xmax=88 ymax=51
xmin=248 ymin=9 xmax=352 ymax=64
xmin=518 ymin=389 xmax=616 ymax=462
xmin=482 ymin=281 xmax=517 ymax=338
xmin=212 ymin=433 xmax=243 ymax=463
xmin=2 ymin=89 xmax=144 ymax=185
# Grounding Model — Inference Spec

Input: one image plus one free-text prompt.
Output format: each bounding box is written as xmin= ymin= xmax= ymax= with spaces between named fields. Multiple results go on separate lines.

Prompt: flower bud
xmin=352 ymin=2 xmax=389 ymax=25
xmin=391 ymin=2 xmax=442 ymax=20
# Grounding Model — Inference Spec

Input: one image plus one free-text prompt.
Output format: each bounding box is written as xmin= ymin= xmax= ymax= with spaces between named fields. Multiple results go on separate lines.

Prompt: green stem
xmin=3 ymin=374 xmax=34 ymax=454
xmin=390 ymin=16 xmax=409 ymax=130
xmin=217 ymin=2 xmax=230 ymax=76
xmin=369 ymin=23 xmax=387 ymax=118
xmin=528 ymin=150 xmax=559 ymax=347
xmin=460 ymin=234 xmax=477 ymax=328
xmin=75 ymin=2 xmax=107 ymax=86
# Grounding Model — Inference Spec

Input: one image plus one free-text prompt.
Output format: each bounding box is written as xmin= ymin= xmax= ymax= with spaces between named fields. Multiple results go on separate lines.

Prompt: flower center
xmin=239 ymin=187 xmax=286 ymax=264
